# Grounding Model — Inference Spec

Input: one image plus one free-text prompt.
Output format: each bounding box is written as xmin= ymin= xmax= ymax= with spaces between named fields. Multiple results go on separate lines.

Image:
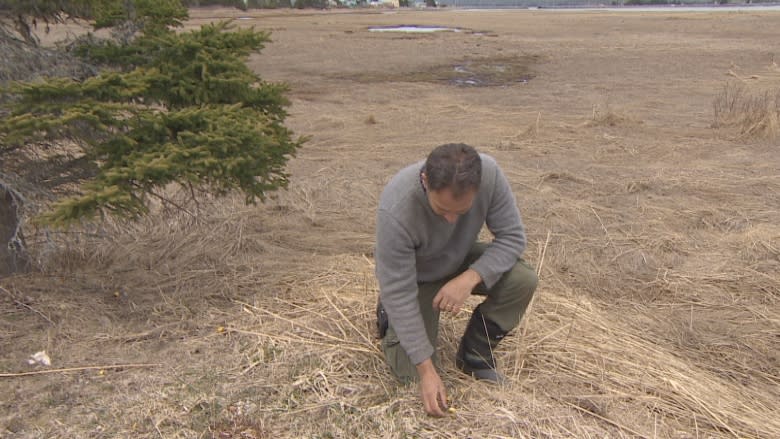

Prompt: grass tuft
xmin=713 ymin=82 xmax=780 ymax=140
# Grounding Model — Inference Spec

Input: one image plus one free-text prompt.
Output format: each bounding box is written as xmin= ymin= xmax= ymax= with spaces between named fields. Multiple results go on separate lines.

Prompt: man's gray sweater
xmin=375 ymin=154 xmax=526 ymax=365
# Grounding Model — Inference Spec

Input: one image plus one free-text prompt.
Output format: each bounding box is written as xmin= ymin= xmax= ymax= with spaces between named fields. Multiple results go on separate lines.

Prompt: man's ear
xmin=421 ymin=172 xmax=428 ymax=190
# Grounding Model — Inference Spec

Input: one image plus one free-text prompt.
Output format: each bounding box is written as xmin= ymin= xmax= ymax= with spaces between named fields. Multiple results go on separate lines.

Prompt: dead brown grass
xmin=2 ymin=7 xmax=780 ymax=439
xmin=713 ymin=82 xmax=780 ymax=140
xmin=2 ymin=176 xmax=779 ymax=436
xmin=585 ymin=102 xmax=642 ymax=129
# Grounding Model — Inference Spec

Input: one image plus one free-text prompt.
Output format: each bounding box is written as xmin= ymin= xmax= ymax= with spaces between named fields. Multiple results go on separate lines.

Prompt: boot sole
xmin=459 ymin=365 xmax=507 ymax=385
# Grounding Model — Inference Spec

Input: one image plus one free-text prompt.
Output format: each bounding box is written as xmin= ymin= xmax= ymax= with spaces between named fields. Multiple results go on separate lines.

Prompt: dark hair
xmin=424 ymin=143 xmax=482 ymax=198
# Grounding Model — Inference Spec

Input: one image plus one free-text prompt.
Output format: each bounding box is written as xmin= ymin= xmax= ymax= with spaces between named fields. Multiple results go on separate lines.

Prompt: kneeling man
xmin=375 ymin=143 xmax=538 ymax=417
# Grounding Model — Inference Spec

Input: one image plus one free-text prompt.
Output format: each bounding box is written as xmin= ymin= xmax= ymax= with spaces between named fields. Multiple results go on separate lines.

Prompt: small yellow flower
xmin=216 ymin=326 xmax=226 ymax=334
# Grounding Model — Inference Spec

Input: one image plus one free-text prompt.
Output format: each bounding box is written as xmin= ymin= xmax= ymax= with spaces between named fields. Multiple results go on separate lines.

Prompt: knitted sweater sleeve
xmin=469 ymin=165 xmax=527 ymax=289
xmin=374 ymin=210 xmax=434 ymax=366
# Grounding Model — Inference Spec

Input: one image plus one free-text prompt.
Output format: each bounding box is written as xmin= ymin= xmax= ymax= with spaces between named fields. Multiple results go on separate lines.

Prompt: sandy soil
xmin=2 ymin=7 xmax=779 ymax=438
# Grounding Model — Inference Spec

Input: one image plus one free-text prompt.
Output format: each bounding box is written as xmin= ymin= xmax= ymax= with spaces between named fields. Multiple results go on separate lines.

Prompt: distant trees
xmin=183 ymin=0 xmax=293 ymax=8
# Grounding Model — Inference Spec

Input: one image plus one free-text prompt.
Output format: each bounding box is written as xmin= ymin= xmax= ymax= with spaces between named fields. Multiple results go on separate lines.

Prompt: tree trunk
xmin=0 ymin=182 xmax=29 ymax=276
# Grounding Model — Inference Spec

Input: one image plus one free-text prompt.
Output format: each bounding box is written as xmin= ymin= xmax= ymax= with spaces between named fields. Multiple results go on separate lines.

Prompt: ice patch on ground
xmin=368 ymin=25 xmax=460 ymax=33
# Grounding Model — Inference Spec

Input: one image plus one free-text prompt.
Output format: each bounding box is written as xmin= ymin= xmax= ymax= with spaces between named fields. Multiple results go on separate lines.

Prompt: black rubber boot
xmin=456 ymin=305 xmax=508 ymax=384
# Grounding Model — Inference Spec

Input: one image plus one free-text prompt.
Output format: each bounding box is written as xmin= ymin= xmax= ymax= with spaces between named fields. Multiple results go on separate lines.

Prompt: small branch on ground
xmin=0 ymin=363 xmax=162 ymax=378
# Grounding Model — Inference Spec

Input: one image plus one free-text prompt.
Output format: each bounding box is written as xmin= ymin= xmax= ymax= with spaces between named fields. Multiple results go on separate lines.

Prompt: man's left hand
xmin=432 ymin=269 xmax=482 ymax=315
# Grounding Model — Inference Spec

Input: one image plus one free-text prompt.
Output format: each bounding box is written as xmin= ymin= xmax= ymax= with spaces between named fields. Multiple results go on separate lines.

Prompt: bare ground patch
xmin=348 ymin=54 xmax=539 ymax=87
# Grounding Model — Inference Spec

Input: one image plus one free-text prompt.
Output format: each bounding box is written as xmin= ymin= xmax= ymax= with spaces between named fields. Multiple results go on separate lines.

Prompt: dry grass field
xmin=2 ymin=7 xmax=780 ymax=438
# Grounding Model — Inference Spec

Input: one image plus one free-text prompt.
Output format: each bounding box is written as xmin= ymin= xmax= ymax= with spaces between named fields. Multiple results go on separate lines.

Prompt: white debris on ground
xmin=27 ymin=351 xmax=51 ymax=367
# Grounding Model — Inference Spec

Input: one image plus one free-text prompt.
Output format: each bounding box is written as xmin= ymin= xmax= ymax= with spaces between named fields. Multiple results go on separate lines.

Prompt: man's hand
xmin=416 ymin=359 xmax=448 ymax=417
xmin=432 ymin=269 xmax=482 ymax=315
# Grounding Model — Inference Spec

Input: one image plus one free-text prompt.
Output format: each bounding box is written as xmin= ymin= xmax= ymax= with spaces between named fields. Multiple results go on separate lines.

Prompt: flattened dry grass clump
xmin=713 ymin=82 xmax=780 ymax=140
xmin=517 ymin=289 xmax=780 ymax=438
xmin=522 ymin=165 xmax=780 ymax=437
xmin=585 ymin=103 xmax=642 ymax=128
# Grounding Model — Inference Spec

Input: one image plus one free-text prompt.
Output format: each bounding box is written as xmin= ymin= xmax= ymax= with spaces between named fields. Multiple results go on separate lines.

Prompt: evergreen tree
xmin=0 ymin=0 xmax=304 ymax=225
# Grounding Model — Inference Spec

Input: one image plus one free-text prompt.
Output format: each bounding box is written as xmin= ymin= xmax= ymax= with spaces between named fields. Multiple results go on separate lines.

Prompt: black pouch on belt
xmin=376 ymin=300 xmax=389 ymax=339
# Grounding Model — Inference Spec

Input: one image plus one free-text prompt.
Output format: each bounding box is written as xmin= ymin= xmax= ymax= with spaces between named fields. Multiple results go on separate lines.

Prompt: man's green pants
xmin=381 ymin=242 xmax=539 ymax=382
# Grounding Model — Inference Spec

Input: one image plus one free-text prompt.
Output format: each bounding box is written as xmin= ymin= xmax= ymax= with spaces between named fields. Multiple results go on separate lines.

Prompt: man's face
xmin=423 ymin=175 xmax=476 ymax=224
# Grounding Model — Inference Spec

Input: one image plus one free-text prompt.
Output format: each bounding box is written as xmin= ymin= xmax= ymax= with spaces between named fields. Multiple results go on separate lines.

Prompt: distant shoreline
xmin=436 ymin=3 xmax=780 ymax=11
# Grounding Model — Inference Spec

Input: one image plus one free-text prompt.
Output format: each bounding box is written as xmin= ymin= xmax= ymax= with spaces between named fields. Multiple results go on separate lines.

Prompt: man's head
xmin=421 ymin=143 xmax=482 ymax=224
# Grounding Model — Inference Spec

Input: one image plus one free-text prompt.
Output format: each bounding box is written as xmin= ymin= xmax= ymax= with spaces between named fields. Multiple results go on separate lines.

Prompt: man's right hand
xmin=416 ymin=358 xmax=448 ymax=417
